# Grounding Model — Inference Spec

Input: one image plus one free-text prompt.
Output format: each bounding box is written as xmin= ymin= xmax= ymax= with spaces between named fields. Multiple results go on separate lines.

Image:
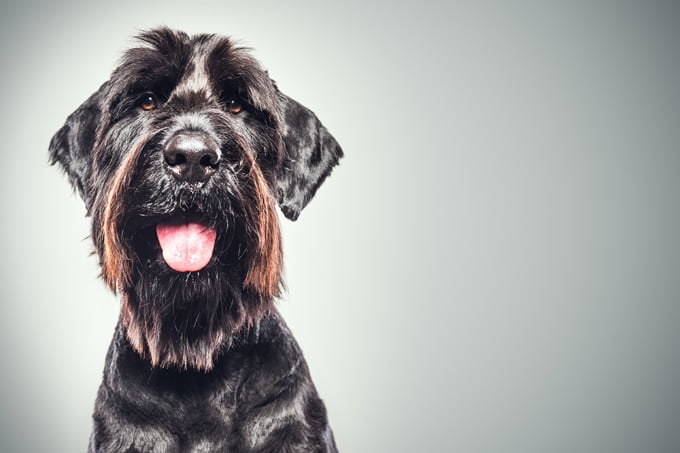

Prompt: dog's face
xmin=49 ymin=28 xmax=342 ymax=370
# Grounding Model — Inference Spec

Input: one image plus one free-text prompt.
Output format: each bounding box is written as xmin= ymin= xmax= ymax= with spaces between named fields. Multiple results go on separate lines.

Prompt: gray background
xmin=1 ymin=1 xmax=679 ymax=452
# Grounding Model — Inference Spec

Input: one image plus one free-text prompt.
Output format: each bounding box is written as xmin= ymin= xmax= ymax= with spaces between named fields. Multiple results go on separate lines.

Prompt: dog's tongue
xmin=156 ymin=222 xmax=217 ymax=272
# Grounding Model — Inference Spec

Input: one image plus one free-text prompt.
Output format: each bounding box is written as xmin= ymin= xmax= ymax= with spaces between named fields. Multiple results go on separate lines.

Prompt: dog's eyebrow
xmin=114 ymin=48 xmax=187 ymax=97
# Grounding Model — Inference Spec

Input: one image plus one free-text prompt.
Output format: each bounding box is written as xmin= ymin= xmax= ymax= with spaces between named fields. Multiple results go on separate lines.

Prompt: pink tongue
xmin=155 ymin=222 xmax=217 ymax=272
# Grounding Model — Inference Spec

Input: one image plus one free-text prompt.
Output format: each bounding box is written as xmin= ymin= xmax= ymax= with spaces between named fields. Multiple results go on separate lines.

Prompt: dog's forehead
xmin=120 ymin=31 xmax=232 ymax=90
xmin=173 ymin=38 xmax=216 ymax=96
xmin=125 ymin=31 xmax=274 ymax=104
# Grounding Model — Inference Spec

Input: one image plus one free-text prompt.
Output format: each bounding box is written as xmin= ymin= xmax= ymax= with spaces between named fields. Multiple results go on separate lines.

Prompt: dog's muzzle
xmin=153 ymin=130 xmax=222 ymax=272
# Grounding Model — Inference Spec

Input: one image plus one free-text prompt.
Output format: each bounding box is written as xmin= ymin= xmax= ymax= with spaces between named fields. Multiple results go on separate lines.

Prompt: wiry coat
xmin=49 ymin=28 xmax=342 ymax=452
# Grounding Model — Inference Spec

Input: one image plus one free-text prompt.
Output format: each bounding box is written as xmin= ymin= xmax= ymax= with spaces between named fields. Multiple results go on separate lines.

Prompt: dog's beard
xmin=121 ymin=207 xmax=280 ymax=370
xmin=93 ymin=137 xmax=283 ymax=371
xmin=122 ymin=250 xmax=258 ymax=371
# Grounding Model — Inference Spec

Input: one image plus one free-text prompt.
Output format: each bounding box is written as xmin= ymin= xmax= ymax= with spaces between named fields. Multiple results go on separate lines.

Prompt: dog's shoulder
xmin=236 ymin=311 xmax=313 ymax=402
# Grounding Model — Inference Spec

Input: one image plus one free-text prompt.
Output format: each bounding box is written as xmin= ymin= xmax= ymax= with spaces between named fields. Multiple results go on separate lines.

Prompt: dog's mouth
xmin=155 ymin=220 xmax=217 ymax=272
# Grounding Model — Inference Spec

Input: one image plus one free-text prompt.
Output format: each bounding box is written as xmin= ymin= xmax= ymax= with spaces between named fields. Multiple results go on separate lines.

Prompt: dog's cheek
xmin=90 ymin=118 xmax=158 ymax=292
xmin=241 ymin=116 xmax=283 ymax=186
xmin=92 ymin=112 xmax=165 ymax=201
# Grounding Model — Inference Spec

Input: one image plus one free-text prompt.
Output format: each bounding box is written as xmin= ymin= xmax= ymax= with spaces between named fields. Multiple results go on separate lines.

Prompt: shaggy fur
xmin=49 ymin=28 xmax=342 ymax=452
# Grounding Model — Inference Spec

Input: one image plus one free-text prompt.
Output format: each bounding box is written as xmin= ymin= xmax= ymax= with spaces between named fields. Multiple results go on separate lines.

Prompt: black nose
xmin=163 ymin=132 xmax=220 ymax=182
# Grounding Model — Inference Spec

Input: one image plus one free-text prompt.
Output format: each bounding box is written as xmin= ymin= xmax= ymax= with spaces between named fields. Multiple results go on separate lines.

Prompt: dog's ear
xmin=48 ymin=82 xmax=108 ymax=206
xmin=276 ymin=94 xmax=343 ymax=221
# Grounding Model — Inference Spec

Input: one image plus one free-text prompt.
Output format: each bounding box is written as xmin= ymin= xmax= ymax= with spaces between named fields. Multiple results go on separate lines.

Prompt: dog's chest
xmin=110 ymin=373 xmax=245 ymax=452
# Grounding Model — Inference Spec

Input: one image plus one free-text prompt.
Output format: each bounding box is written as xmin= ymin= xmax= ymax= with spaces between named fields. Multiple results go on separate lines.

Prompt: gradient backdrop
xmin=1 ymin=1 xmax=679 ymax=452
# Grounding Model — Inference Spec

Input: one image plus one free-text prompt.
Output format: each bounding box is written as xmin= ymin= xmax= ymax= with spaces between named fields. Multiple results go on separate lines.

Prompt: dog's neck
xmin=107 ymin=311 xmax=281 ymax=389
xmin=119 ymin=278 xmax=275 ymax=371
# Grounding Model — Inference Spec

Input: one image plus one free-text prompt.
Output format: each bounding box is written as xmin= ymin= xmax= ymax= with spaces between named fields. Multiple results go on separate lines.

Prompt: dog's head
xmin=49 ymin=28 xmax=342 ymax=370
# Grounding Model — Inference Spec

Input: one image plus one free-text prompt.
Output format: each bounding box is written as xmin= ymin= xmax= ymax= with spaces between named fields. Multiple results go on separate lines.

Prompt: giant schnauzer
xmin=49 ymin=28 xmax=342 ymax=452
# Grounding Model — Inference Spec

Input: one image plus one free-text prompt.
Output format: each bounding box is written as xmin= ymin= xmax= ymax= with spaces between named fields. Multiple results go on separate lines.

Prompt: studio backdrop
xmin=1 ymin=1 xmax=679 ymax=452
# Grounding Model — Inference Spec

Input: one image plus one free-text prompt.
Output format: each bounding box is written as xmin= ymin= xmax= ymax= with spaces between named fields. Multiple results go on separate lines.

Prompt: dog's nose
xmin=163 ymin=132 xmax=220 ymax=183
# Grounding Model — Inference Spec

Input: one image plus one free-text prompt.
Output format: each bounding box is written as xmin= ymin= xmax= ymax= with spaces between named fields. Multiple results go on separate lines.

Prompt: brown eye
xmin=139 ymin=94 xmax=157 ymax=111
xmin=227 ymin=99 xmax=243 ymax=114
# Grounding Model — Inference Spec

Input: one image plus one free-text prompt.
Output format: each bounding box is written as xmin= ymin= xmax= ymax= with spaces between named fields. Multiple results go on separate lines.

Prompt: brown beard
xmin=242 ymin=149 xmax=283 ymax=300
xmin=99 ymin=131 xmax=153 ymax=293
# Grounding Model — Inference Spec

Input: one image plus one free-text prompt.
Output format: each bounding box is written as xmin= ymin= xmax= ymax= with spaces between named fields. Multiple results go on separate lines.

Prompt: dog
xmin=49 ymin=28 xmax=342 ymax=452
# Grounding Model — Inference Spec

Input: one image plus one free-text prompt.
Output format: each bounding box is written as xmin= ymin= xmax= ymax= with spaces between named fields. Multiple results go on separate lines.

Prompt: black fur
xmin=49 ymin=28 xmax=342 ymax=452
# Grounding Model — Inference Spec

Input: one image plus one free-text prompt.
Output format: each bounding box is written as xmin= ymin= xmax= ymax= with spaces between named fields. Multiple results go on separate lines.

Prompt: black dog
xmin=49 ymin=28 xmax=342 ymax=452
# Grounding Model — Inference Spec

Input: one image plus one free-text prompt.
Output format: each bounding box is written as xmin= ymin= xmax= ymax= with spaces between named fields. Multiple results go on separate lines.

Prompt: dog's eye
xmin=227 ymin=99 xmax=243 ymax=114
xmin=139 ymin=94 xmax=157 ymax=111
